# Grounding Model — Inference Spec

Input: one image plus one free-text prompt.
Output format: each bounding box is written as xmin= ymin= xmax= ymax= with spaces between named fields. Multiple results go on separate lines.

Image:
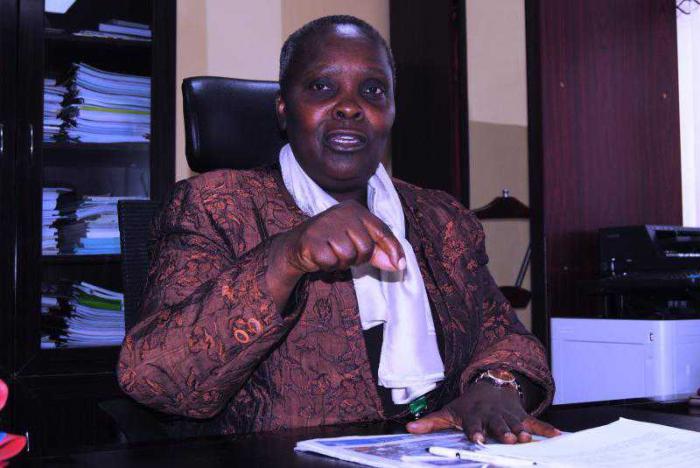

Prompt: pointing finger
xmin=361 ymin=216 xmax=405 ymax=271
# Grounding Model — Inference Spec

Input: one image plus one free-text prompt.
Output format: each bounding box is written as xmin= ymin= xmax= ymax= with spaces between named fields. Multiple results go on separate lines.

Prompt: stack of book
xmin=43 ymin=79 xmax=67 ymax=142
xmin=42 ymin=187 xmax=75 ymax=255
xmin=41 ymin=281 xmax=125 ymax=349
xmin=60 ymin=63 xmax=150 ymax=143
xmin=42 ymin=187 xmax=145 ymax=256
xmin=74 ymin=19 xmax=151 ymax=42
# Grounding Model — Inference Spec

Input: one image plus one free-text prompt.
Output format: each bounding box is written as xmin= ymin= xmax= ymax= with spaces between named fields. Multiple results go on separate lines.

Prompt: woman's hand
xmin=406 ymin=381 xmax=560 ymax=444
xmin=266 ymin=200 xmax=406 ymax=311
xmin=278 ymin=200 xmax=405 ymax=274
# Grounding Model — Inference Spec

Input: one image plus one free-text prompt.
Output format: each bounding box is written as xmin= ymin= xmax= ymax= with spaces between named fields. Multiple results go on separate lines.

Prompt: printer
xmin=589 ymin=225 xmax=700 ymax=318
xmin=600 ymin=225 xmax=700 ymax=277
xmin=552 ymin=225 xmax=700 ymax=404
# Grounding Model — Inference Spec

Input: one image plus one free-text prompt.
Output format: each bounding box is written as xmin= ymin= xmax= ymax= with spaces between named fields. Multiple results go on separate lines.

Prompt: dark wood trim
xmin=15 ymin=0 xmax=45 ymax=373
xmin=0 ymin=0 xmax=19 ymax=376
xmin=524 ymin=0 xmax=548 ymax=349
xmin=450 ymin=0 xmax=469 ymax=207
xmin=150 ymin=0 xmax=176 ymax=202
xmin=389 ymin=0 xmax=470 ymax=204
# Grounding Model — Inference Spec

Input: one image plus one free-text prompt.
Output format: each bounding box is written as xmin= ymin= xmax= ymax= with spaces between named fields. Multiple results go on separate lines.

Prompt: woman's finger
xmin=361 ymin=216 xmax=406 ymax=271
xmin=345 ymin=226 xmax=375 ymax=265
xmin=462 ymin=417 xmax=485 ymax=444
xmin=327 ymin=235 xmax=358 ymax=270
xmin=522 ymin=416 xmax=561 ymax=438
xmin=406 ymin=408 xmax=458 ymax=434
xmin=309 ymin=243 xmax=341 ymax=271
xmin=503 ymin=413 xmax=525 ymax=434
xmin=485 ymin=415 xmax=517 ymax=444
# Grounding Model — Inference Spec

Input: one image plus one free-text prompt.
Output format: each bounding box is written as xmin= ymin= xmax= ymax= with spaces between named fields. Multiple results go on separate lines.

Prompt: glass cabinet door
xmin=16 ymin=0 xmax=155 ymax=370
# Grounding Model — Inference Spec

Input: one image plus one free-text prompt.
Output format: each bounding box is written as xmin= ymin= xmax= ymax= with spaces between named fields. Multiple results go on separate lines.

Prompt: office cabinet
xmin=0 ymin=0 xmax=175 ymax=455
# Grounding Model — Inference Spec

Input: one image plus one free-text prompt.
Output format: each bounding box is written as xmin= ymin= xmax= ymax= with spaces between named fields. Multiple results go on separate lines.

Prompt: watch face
xmin=489 ymin=369 xmax=516 ymax=383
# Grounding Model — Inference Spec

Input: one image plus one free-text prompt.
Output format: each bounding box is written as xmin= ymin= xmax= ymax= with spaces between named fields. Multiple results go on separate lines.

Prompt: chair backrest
xmin=119 ymin=77 xmax=282 ymax=331
xmin=117 ymin=199 xmax=161 ymax=332
xmin=182 ymin=76 xmax=286 ymax=172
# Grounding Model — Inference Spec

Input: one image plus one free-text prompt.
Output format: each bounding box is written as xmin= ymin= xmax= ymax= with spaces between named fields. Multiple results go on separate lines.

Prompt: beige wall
xmin=466 ymin=0 xmax=532 ymax=330
xmin=175 ymin=0 xmax=389 ymax=181
xmin=466 ymin=0 xmax=528 ymax=126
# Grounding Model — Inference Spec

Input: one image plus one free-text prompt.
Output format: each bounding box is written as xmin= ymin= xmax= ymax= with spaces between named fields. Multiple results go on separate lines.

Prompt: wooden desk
xmin=15 ymin=401 xmax=700 ymax=467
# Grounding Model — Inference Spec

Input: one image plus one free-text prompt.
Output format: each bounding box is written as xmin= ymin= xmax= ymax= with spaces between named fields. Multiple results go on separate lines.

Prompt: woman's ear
xmin=275 ymin=93 xmax=287 ymax=131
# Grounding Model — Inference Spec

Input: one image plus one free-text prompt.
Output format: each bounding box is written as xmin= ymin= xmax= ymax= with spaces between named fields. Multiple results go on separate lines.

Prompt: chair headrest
xmin=182 ymin=77 xmax=287 ymax=173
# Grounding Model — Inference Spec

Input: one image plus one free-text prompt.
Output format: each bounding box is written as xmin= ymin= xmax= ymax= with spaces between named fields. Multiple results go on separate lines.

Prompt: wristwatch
xmin=474 ymin=369 xmax=524 ymax=400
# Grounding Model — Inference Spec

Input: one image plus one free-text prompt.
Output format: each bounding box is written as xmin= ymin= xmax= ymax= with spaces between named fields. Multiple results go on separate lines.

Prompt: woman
xmin=118 ymin=15 xmax=557 ymax=444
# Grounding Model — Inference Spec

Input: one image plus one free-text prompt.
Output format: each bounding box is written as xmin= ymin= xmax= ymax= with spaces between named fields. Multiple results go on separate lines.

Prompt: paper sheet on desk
xmin=485 ymin=418 xmax=700 ymax=467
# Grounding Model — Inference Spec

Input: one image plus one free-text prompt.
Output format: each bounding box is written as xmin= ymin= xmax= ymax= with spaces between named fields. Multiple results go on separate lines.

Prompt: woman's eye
xmin=309 ymin=81 xmax=331 ymax=92
xmin=363 ymin=85 xmax=386 ymax=97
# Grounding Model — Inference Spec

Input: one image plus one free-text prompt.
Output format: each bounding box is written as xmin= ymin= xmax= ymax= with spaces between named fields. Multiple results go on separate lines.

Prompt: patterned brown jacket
xmin=117 ymin=165 xmax=554 ymax=434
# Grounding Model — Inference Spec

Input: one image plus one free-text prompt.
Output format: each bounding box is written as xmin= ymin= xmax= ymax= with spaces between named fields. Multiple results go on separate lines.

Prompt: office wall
xmin=678 ymin=7 xmax=700 ymax=227
xmin=175 ymin=0 xmax=390 ymax=181
xmin=466 ymin=0 xmax=532 ymax=330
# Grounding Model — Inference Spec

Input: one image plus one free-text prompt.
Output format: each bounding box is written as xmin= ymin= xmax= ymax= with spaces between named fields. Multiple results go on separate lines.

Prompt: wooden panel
xmin=527 ymin=0 xmax=682 ymax=331
xmin=0 ymin=0 xmax=18 ymax=376
xmin=150 ymin=0 xmax=177 ymax=202
xmin=389 ymin=0 xmax=469 ymax=205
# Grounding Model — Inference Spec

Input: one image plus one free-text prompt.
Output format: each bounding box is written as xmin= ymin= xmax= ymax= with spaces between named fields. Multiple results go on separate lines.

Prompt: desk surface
xmin=17 ymin=401 xmax=700 ymax=467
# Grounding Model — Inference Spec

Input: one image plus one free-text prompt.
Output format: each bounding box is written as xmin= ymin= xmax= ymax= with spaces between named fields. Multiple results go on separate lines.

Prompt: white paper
xmin=486 ymin=418 xmax=700 ymax=467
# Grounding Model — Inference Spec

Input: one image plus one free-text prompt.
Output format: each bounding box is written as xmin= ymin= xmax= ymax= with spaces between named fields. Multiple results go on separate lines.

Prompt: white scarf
xmin=279 ymin=144 xmax=445 ymax=404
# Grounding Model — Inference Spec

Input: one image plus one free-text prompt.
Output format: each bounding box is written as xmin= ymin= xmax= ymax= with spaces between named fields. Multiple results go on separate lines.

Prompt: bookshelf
xmin=0 ymin=0 xmax=175 ymax=456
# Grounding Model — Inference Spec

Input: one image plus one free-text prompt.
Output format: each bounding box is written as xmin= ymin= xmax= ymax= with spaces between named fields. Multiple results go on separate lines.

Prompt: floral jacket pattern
xmin=117 ymin=165 xmax=554 ymax=434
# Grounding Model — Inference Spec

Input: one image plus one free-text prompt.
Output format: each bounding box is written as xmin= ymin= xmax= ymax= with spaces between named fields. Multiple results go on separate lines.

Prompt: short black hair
xmin=279 ymin=15 xmax=396 ymax=97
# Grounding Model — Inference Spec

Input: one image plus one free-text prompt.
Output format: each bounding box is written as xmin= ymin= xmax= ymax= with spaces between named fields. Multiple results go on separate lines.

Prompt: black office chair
xmin=108 ymin=77 xmax=286 ymax=442
xmin=117 ymin=199 xmax=160 ymax=332
xmin=118 ymin=77 xmax=285 ymax=330
xmin=182 ymin=76 xmax=286 ymax=172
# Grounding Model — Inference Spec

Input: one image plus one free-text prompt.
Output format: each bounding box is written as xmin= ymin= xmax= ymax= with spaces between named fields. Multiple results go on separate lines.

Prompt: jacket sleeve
xmin=117 ymin=179 xmax=305 ymax=419
xmin=442 ymin=197 xmax=554 ymax=415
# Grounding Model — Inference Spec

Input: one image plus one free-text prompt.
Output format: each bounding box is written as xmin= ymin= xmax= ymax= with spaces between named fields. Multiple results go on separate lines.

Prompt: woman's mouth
xmin=323 ymin=130 xmax=368 ymax=153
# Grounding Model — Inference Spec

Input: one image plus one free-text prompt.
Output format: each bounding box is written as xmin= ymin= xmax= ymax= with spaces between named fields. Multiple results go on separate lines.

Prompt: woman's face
xmin=277 ymin=25 xmax=395 ymax=198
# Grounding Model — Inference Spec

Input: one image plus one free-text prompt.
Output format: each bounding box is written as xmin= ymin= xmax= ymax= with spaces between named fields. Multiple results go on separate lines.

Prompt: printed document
xmin=486 ymin=418 xmax=700 ymax=467
xmin=296 ymin=418 xmax=700 ymax=467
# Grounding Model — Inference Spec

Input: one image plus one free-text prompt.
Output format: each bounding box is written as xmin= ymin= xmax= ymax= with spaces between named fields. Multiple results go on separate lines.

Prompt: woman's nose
xmin=333 ymin=100 xmax=364 ymax=121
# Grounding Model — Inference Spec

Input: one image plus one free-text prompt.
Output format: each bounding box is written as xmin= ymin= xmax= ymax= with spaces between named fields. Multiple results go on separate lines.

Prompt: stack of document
xmin=60 ymin=63 xmax=150 ymax=143
xmin=43 ymin=79 xmax=67 ymax=142
xmin=41 ymin=281 xmax=125 ymax=349
xmin=99 ymin=19 xmax=151 ymax=39
xmin=60 ymin=195 xmax=141 ymax=255
xmin=42 ymin=187 xmax=145 ymax=256
xmin=73 ymin=19 xmax=151 ymax=42
xmin=296 ymin=418 xmax=700 ymax=467
xmin=42 ymin=187 xmax=74 ymax=255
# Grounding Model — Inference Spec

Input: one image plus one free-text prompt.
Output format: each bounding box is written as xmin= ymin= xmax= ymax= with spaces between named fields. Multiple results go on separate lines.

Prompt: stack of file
xmin=41 ymin=281 xmax=125 ymax=349
xmin=42 ymin=187 xmax=145 ymax=256
xmin=98 ymin=19 xmax=151 ymax=40
xmin=59 ymin=195 xmax=144 ymax=255
xmin=42 ymin=187 xmax=75 ymax=255
xmin=60 ymin=63 xmax=150 ymax=143
xmin=44 ymin=79 xmax=67 ymax=142
xmin=74 ymin=19 xmax=151 ymax=42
